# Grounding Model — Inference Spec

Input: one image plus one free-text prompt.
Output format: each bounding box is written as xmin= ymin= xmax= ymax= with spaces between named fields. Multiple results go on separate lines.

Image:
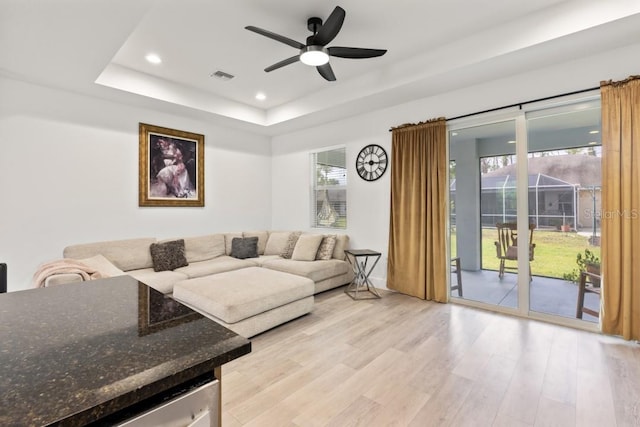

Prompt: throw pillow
xmin=264 ymin=231 xmax=292 ymax=255
xmin=332 ymin=234 xmax=350 ymax=260
xmin=316 ymin=235 xmax=337 ymax=260
xmin=243 ymin=231 xmax=269 ymax=255
xmin=291 ymin=234 xmax=324 ymax=261
xmin=281 ymin=232 xmax=301 ymax=259
xmin=224 ymin=232 xmax=243 ymax=255
xmin=231 ymin=237 xmax=259 ymax=259
xmin=149 ymin=239 xmax=188 ymax=272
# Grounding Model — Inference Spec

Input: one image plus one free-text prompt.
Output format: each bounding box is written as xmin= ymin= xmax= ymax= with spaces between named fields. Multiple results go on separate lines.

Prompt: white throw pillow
xmin=333 ymin=234 xmax=350 ymax=260
xmin=264 ymin=231 xmax=292 ymax=255
xmin=291 ymin=234 xmax=324 ymax=261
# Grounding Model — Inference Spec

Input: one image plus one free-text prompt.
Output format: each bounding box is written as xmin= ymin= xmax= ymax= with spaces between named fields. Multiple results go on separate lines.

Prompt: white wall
xmin=271 ymin=123 xmax=391 ymax=289
xmin=0 ymin=78 xmax=272 ymax=291
xmin=2 ymin=41 xmax=638 ymax=292
xmin=271 ymin=41 xmax=640 ymax=289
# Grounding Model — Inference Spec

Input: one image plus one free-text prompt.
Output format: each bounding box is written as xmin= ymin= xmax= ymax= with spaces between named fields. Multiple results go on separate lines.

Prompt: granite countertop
xmin=0 ymin=276 xmax=251 ymax=426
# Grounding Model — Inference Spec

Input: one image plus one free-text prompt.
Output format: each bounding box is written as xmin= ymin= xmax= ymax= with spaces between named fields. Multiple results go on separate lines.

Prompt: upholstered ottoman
xmin=172 ymin=266 xmax=315 ymax=338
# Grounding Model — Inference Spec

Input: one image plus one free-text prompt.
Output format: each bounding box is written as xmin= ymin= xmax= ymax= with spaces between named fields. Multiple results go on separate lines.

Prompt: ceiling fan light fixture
xmin=300 ymin=46 xmax=329 ymax=66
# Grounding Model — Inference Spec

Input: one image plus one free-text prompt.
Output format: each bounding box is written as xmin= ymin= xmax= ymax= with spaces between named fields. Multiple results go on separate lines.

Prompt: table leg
xmin=345 ymin=254 xmax=381 ymax=300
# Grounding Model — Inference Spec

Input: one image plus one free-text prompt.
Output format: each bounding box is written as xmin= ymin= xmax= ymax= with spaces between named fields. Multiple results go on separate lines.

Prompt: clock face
xmin=356 ymin=144 xmax=388 ymax=181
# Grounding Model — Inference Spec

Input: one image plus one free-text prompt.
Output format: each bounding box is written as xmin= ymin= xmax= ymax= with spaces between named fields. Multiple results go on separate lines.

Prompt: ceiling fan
xmin=245 ymin=6 xmax=387 ymax=81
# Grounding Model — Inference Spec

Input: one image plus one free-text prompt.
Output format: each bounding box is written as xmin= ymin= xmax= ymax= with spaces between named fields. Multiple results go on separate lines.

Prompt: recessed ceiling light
xmin=145 ymin=53 xmax=162 ymax=64
xmin=255 ymin=92 xmax=266 ymax=101
xmin=508 ymin=140 xmax=516 ymax=144
xmin=589 ymin=130 xmax=600 ymax=134
xmin=451 ymin=132 xmax=458 ymax=136
xmin=588 ymin=141 xmax=598 ymax=145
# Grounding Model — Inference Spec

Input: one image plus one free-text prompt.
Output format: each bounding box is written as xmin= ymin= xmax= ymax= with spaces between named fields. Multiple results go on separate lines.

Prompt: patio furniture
xmin=576 ymin=270 xmax=601 ymax=319
xmin=451 ymin=257 xmax=463 ymax=297
xmin=494 ymin=222 xmax=536 ymax=280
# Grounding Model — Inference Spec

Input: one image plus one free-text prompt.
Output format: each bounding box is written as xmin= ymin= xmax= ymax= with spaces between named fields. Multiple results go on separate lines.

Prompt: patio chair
xmin=576 ymin=270 xmax=601 ymax=319
xmin=494 ymin=222 xmax=536 ymax=280
xmin=451 ymin=257 xmax=463 ymax=297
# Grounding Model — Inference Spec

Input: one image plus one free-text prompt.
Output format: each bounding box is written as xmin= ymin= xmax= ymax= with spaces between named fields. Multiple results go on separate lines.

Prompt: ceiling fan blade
xmin=328 ymin=47 xmax=387 ymax=59
xmin=312 ymin=6 xmax=345 ymax=46
xmin=265 ymin=55 xmax=300 ymax=72
xmin=317 ymin=63 xmax=336 ymax=81
xmin=245 ymin=26 xmax=305 ymax=49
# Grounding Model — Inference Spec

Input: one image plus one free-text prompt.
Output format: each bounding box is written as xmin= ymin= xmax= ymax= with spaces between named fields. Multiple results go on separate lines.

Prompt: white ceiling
xmin=2 ymin=0 xmax=640 ymax=136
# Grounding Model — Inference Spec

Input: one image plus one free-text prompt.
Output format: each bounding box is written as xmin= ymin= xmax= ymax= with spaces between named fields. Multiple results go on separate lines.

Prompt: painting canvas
xmin=139 ymin=123 xmax=204 ymax=207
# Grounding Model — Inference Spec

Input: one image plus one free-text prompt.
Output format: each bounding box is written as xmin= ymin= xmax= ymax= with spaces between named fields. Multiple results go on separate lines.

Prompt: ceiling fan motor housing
xmin=307 ymin=17 xmax=323 ymax=33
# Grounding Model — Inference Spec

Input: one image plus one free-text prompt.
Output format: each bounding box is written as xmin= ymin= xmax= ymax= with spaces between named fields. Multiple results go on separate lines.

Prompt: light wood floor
xmin=221 ymin=287 xmax=640 ymax=427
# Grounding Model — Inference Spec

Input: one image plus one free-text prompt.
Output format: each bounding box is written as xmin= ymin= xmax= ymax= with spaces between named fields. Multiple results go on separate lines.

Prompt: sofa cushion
xmin=250 ymin=255 xmax=283 ymax=267
xmin=127 ymin=268 xmax=189 ymax=294
xmin=333 ymin=234 xmax=350 ymax=260
xmin=231 ymin=237 xmax=259 ymax=259
xmin=291 ymin=234 xmax=323 ymax=261
xmin=281 ymin=232 xmax=301 ymax=259
xmin=150 ymin=239 xmax=189 ymax=272
xmin=262 ymin=258 xmax=350 ymax=283
xmin=264 ymin=231 xmax=291 ymax=255
xmin=243 ymin=231 xmax=268 ymax=255
xmin=78 ymin=254 xmax=125 ymax=277
xmin=63 ymin=237 xmax=157 ymax=271
xmin=175 ymin=256 xmax=255 ymax=278
xmin=173 ymin=267 xmax=314 ymax=324
xmin=177 ymin=234 xmax=225 ymax=263
xmin=224 ymin=232 xmax=243 ymax=255
xmin=316 ymin=235 xmax=337 ymax=260
xmin=210 ymin=297 xmax=314 ymax=339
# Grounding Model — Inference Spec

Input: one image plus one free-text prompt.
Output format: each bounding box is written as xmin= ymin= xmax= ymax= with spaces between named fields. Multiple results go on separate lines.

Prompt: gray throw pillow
xmin=231 ymin=237 xmax=259 ymax=259
xmin=150 ymin=239 xmax=188 ymax=272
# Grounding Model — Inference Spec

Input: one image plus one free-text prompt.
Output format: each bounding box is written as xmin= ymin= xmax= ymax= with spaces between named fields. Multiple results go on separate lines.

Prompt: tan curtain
xmin=600 ymin=75 xmax=640 ymax=340
xmin=387 ymin=118 xmax=448 ymax=301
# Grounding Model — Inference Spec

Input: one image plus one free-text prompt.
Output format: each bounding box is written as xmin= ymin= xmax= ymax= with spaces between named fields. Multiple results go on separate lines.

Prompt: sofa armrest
xmin=44 ymin=273 xmax=84 ymax=287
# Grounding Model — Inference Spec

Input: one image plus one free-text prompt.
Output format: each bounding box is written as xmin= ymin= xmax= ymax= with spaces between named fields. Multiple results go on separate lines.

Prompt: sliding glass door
xmin=449 ymin=119 xmax=520 ymax=310
xmin=448 ymin=96 xmax=602 ymax=326
xmin=526 ymin=101 xmax=602 ymax=322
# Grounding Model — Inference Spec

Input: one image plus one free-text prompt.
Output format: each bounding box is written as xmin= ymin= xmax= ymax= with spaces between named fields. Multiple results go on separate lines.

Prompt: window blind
xmin=310 ymin=147 xmax=347 ymax=229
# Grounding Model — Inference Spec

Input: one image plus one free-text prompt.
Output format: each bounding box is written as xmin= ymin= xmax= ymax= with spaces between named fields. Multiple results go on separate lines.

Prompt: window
xmin=311 ymin=147 xmax=347 ymax=229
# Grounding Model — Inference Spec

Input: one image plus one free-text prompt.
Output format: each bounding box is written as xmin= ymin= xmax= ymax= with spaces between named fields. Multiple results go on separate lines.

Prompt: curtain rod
xmin=388 ymin=85 xmax=600 ymax=132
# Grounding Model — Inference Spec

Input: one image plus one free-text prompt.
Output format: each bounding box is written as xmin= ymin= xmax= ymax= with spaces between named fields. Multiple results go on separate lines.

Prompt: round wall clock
xmin=356 ymin=144 xmax=388 ymax=181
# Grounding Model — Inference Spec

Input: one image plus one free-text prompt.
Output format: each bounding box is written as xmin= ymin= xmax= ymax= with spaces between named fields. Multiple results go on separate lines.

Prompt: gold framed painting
xmin=139 ymin=123 xmax=204 ymax=207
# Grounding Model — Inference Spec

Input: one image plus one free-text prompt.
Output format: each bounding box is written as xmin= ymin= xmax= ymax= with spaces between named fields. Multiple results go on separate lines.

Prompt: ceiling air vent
xmin=211 ymin=70 xmax=235 ymax=81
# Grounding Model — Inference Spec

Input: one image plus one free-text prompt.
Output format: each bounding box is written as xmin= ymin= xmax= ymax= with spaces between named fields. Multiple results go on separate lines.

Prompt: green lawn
xmin=451 ymin=228 xmax=600 ymax=280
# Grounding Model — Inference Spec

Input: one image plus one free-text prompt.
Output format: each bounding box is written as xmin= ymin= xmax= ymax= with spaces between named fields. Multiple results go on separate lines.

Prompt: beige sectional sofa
xmin=52 ymin=231 xmax=353 ymax=337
